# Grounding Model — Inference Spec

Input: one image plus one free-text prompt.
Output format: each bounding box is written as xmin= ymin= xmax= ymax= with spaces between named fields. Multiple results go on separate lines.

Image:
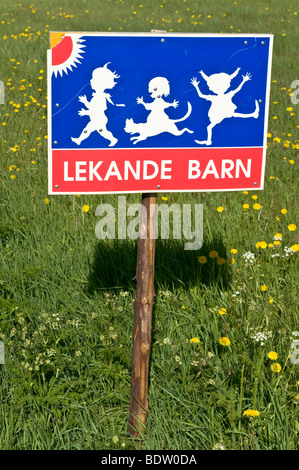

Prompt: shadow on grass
xmin=86 ymin=236 xmax=232 ymax=294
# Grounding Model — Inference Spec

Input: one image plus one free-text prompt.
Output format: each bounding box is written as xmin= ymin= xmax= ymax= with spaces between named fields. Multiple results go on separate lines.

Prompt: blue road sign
xmin=48 ymin=33 xmax=273 ymax=194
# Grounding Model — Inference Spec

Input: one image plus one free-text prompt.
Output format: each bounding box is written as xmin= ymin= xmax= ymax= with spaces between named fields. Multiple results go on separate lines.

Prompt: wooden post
xmin=128 ymin=193 xmax=157 ymax=438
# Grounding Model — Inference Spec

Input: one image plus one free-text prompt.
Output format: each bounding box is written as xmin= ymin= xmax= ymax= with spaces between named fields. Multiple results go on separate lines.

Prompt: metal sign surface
xmin=48 ymin=32 xmax=273 ymax=194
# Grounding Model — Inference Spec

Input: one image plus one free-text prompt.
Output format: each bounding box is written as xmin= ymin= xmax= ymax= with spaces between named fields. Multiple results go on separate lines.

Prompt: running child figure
xmin=191 ymin=68 xmax=259 ymax=145
xmin=71 ymin=63 xmax=123 ymax=147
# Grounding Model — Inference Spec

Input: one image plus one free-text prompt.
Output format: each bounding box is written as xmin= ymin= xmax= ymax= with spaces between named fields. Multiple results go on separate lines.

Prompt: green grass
xmin=0 ymin=0 xmax=298 ymax=450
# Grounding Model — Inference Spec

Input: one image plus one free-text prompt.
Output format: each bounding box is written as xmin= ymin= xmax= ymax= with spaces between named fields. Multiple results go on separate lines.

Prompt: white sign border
xmin=47 ymin=32 xmax=274 ymax=195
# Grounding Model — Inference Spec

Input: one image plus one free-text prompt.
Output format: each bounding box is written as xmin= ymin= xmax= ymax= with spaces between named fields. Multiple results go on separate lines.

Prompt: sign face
xmin=48 ymin=32 xmax=273 ymax=194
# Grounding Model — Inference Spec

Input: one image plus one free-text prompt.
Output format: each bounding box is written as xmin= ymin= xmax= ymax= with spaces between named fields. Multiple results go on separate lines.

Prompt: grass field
xmin=0 ymin=0 xmax=298 ymax=450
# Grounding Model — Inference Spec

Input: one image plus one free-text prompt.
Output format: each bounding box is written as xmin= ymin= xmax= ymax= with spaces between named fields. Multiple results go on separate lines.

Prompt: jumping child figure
xmin=191 ymin=68 xmax=259 ymax=146
xmin=71 ymin=63 xmax=122 ymax=147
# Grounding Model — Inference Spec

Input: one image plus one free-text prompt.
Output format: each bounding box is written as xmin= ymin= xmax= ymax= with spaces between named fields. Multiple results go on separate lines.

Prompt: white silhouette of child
xmin=191 ymin=68 xmax=259 ymax=145
xmin=124 ymin=76 xmax=193 ymax=144
xmin=71 ymin=63 xmax=122 ymax=147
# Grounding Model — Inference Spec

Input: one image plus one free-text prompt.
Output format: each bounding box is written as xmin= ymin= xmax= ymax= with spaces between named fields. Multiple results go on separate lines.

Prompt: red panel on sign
xmin=51 ymin=147 xmax=263 ymax=194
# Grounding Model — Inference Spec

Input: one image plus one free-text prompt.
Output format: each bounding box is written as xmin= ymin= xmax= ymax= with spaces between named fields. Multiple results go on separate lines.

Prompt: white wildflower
xmin=232 ymin=291 xmax=240 ymax=297
xmin=163 ymin=337 xmax=171 ymax=345
xmin=283 ymin=246 xmax=294 ymax=258
xmin=120 ymin=291 xmax=129 ymax=297
xmin=242 ymin=252 xmax=255 ymax=263
xmin=47 ymin=348 xmax=56 ymax=356
xmin=160 ymin=290 xmax=172 ymax=298
xmin=191 ymin=360 xmax=200 ymax=366
xmin=175 ymin=355 xmax=182 ymax=365
xmin=251 ymin=330 xmax=272 ymax=346
xmin=212 ymin=442 xmax=226 ymax=450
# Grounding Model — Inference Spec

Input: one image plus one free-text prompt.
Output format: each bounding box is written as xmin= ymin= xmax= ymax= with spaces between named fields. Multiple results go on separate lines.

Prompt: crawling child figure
xmin=71 ymin=63 xmax=121 ymax=147
xmin=191 ymin=68 xmax=259 ymax=145
xmin=124 ymin=76 xmax=193 ymax=144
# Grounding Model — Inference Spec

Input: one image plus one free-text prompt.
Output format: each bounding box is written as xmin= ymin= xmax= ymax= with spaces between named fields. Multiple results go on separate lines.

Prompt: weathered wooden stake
xmin=128 ymin=193 xmax=157 ymax=438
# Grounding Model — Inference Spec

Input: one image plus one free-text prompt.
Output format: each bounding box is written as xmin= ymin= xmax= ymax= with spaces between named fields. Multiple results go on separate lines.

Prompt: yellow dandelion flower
xmin=197 ymin=255 xmax=207 ymax=264
xmin=271 ymin=362 xmax=282 ymax=373
xmin=190 ymin=337 xmax=200 ymax=344
xmin=243 ymin=409 xmax=260 ymax=418
xmin=281 ymin=209 xmax=287 ymax=214
xmin=217 ymin=206 xmax=224 ymax=212
xmin=253 ymin=203 xmax=262 ymax=210
xmin=230 ymin=249 xmax=238 ymax=254
xmin=260 ymin=285 xmax=268 ymax=291
xmin=82 ymin=205 xmax=90 ymax=213
xmin=256 ymin=241 xmax=267 ymax=249
xmin=216 ymin=257 xmax=226 ymax=265
xmin=252 ymin=195 xmax=258 ymax=200
xmin=218 ymin=308 xmax=227 ymax=315
xmin=10 ymin=174 xmax=16 ymax=180
xmin=291 ymin=244 xmax=299 ymax=252
xmin=44 ymin=197 xmax=50 ymax=204
xmin=209 ymin=250 xmax=218 ymax=259
xmin=243 ymin=203 xmax=249 ymax=210
xmin=228 ymin=257 xmax=235 ymax=264
xmin=268 ymin=351 xmax=278 ymax=360
xmin=219 ymin=337 xmax=230 ymax=347
xmin=288 ymin=224 xmax=296 ymax=231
